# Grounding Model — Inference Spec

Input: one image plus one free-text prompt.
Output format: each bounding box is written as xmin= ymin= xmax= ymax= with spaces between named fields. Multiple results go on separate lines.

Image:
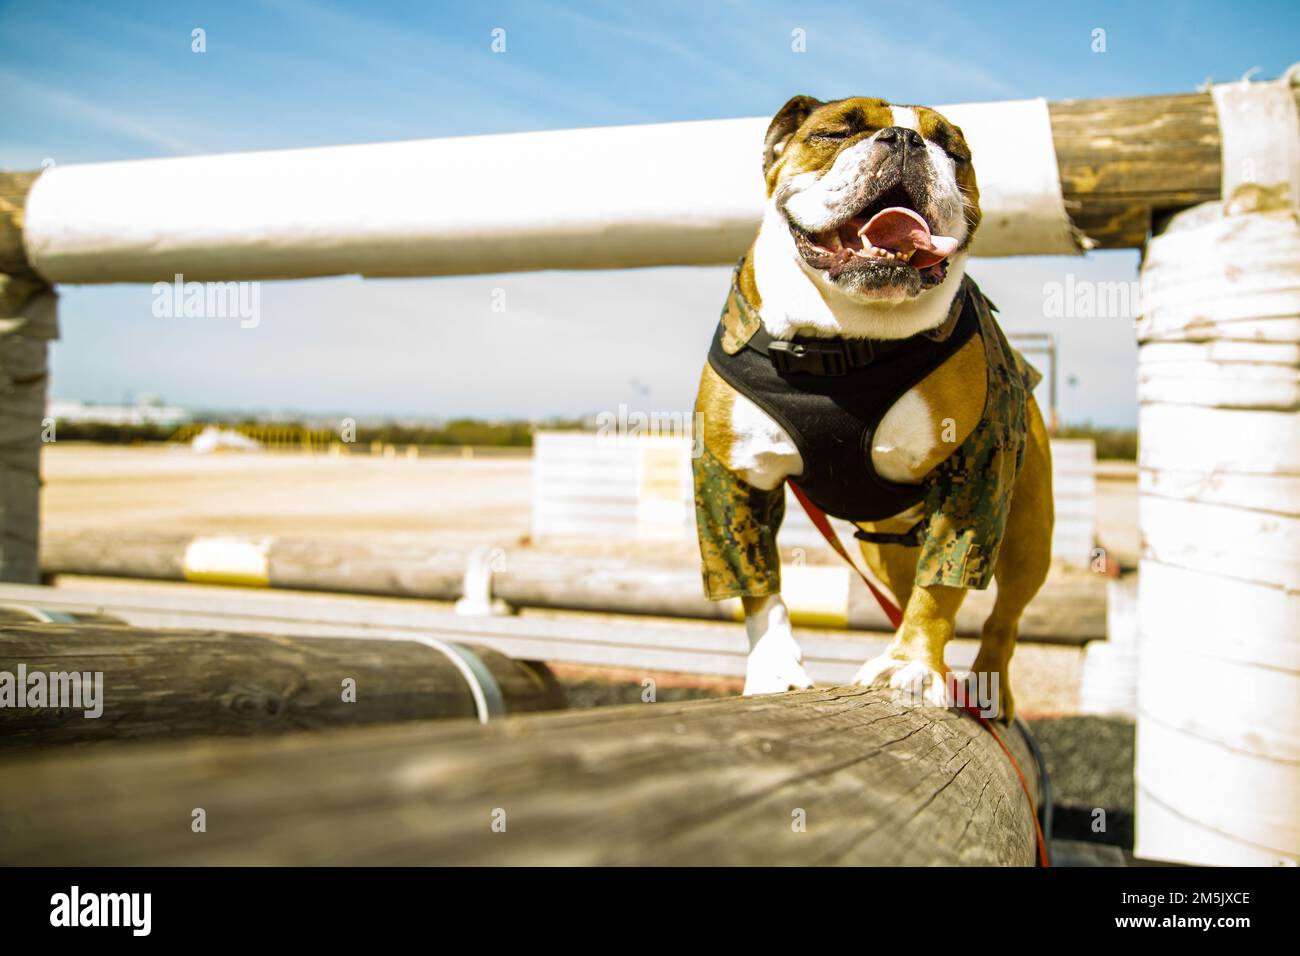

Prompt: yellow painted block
xmin=182 ymin=537 xmax=272 ymax=587
xmin=782 ymin=565 xmax=850 ymax=627
xmin=726 ymin=565 xmax=850 ymax=629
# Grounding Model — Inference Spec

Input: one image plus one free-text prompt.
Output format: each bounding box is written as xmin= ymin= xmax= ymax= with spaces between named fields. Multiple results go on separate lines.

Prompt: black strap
xmin=707 ymin=278 xmax=984 ymax=523
xmin=744 ymin=325 xmax=911 ymax=377
xmin=854 ymin=521 xmax=925 ymax=547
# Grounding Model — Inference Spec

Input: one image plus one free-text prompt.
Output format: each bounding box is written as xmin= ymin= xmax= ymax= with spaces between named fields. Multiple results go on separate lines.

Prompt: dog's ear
xmin=763 ymin=95 xmax=822 ymax=176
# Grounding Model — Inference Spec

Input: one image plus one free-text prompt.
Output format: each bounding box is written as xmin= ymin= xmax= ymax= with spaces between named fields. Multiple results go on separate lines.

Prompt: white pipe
xmin=21 ymin=100 xmax=1078 ymax=284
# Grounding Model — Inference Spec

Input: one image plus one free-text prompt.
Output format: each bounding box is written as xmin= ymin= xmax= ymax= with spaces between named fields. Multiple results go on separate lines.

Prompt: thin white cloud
xmin=0 ymin=68 xmax=199 ymax=155
xmin=535 ymin=1 xmax=757 ymax=97
xmin=700 ymin=0 xmax=1020 ymax=103
xmin=256 ymin=0 xmax=654 ymax=126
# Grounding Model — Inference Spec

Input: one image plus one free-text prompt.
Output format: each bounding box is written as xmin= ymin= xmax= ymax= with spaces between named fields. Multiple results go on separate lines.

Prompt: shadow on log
xmin=0 ymin=686 xmax=1041 ymax=865
xmin=0 ymin=622 xmax=565 ymax=752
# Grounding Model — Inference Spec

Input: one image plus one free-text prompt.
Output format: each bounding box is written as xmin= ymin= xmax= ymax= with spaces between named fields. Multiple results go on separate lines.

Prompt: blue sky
xmin=2 ymin=0 xmax=1297 ymax=425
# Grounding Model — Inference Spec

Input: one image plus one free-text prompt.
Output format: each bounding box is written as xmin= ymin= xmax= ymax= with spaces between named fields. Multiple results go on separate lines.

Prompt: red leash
xmin=788 ymin=481 xmax=903 ymax=628
xmin=961 ymin=702 xmax=1051 ymax=866
xmin=789 ymin=481 xmax=1050 ymax=866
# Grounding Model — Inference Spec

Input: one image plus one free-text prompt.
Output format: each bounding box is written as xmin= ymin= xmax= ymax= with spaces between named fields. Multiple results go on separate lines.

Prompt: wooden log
xmin=38 ymin=529 xmax=1107 ymax=642
xmin=0 ymin=622 xmax=566 ymax=752
xmin=0 ymin=581 xmax=1094 ymax=704
xmin=1048 ymin=92 xmax=1231 ymax=248
xmin=4 ymin=89 xmax=1297 ymax=283
xmin=0 ymin=171 xmax=42 ymax=279
xmin=0 ymin=579 xmax=923 ymax=686
xmin=0 ymin=270 xmax=55 ymax=585
xmin=0 ymin=686 xmax=1042 ymax=865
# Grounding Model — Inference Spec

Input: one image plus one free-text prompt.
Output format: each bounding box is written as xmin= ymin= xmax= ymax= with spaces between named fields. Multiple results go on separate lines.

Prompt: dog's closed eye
xmin=807 ymin=128 xmax=855 ymax=141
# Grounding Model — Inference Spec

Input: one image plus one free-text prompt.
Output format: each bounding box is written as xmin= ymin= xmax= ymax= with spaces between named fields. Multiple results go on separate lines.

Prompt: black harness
xmin=707 ymin=287 xmax=981 ymax=529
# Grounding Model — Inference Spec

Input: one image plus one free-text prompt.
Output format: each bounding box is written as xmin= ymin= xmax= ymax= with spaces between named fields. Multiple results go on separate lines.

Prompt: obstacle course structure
xmin=1 ymin=75 xmax=1297 ymax=866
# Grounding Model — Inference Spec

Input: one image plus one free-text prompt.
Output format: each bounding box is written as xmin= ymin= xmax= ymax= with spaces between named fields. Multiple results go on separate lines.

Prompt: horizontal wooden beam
xmin=0 ymin=171 xmax=42 ymax=280
xmin=0 ymin=685 xmax=1042 ymax=865
xmin=1048 ymin=92 xmax=1256 ymax=249
xmin=0 ymin=578 xmax=908 ymax=684
xmin=0 ymin=622 xmax=565 ymax=752
xmin=35 ymin=530 xmax=1107 ymax=642
xmin=5 ymin=88 xmax=1295 ymax=283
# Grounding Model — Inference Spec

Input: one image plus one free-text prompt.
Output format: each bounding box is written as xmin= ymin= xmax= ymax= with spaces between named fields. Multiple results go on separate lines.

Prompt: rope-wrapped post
xmin=0 ymin=172 xmax=53 ymax=584
xmin=0 ymin=686 xmax=1042 ymax=866
xmin=1134 ymin=72 xmax=1300 ymax=866
xmin=0 ymin=622 xmax=566 ymax=753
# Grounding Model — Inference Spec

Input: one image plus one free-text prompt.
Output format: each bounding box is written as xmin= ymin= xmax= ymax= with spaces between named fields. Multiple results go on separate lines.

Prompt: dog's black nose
xmin=877 ymin=126 xmax=924 ymax=149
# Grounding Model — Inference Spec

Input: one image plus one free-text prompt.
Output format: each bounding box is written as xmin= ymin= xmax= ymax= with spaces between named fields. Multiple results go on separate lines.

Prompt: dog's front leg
xmin=742 ymin=594 xmax=813 ymax=695
xmin=853 ymin=584 xmax=965 ymax=706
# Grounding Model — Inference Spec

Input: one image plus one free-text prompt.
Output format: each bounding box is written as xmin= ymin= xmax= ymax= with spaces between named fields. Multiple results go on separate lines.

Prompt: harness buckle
xmin=769 ymin=340 xmax=848 ymax=376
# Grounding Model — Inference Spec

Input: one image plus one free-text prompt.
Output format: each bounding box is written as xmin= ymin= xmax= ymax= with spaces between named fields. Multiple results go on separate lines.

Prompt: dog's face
xmin=762 ymin=95 xmax=981 ymax=302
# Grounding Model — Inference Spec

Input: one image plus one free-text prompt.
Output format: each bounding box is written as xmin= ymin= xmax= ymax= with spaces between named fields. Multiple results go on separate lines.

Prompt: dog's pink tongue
xmin=862 ymin=207 xmax=960 ymax=268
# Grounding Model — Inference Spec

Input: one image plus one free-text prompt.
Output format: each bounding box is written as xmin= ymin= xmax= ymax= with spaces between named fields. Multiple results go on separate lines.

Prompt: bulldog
xmin=692 ymin=95 xmax=1054 ymax=721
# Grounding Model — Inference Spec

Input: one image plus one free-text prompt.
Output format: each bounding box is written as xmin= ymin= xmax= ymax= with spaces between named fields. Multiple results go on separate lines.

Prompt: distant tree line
xmin=51 ymin=422 xmax=176 ymax=444
xmin=1057 ymin=426 xmax=1137 ymax=461
xmin=49 ymin=417 xmax=589 ymax=448
xmin=50 ymin=417 xmax=1138 ymax=459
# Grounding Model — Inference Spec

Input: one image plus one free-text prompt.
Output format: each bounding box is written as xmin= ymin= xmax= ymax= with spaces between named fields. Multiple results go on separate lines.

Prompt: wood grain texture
xmin=1048 ymin=89 xmax=1300 ymax=248
xmin=0 ymin=171 xmax=41 ymax=278
xmin=0 ymin=686 xmax=1040 ymax=865
xmin=0 ymin=623 xmax=565 ymax=751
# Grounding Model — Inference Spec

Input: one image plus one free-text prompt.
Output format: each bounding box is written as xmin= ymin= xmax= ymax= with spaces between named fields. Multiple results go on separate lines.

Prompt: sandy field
xmin=42 ymin=443 xmax=1140 ymax=564
xmin=42 ymin=444 xmax=536 ymax=550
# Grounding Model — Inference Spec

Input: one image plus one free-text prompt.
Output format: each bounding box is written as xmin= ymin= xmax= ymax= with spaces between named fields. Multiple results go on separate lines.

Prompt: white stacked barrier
xmin=1133 ymin=73 xmax=1300 ymax=867
xmin=532 ymin=430 xmax=1097 ymax=569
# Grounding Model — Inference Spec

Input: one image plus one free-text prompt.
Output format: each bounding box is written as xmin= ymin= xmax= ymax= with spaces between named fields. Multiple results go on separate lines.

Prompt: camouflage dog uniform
xmin=693 ymin=266 xmax=1040 ymax=601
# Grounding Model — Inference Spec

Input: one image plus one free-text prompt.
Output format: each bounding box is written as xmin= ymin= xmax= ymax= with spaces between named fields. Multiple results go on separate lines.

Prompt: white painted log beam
xmin=19 ymin=100 xmax=1077 ymax=284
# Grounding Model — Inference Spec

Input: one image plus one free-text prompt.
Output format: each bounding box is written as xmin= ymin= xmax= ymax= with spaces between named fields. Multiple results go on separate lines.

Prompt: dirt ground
xmin=42 ymin=443 xmax=1140 ymax=563
xmin=42 ymin=443 xmax=535 ymax=550
xmin=1095 ymin=461 xmax=1140 ymax=567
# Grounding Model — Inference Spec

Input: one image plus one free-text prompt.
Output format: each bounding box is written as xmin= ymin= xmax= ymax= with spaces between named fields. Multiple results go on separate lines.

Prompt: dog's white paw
xmin=852 ymin=654 xmax=950 ymax=708
xmin=743 ymin=632 xmax=814 ymax=696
